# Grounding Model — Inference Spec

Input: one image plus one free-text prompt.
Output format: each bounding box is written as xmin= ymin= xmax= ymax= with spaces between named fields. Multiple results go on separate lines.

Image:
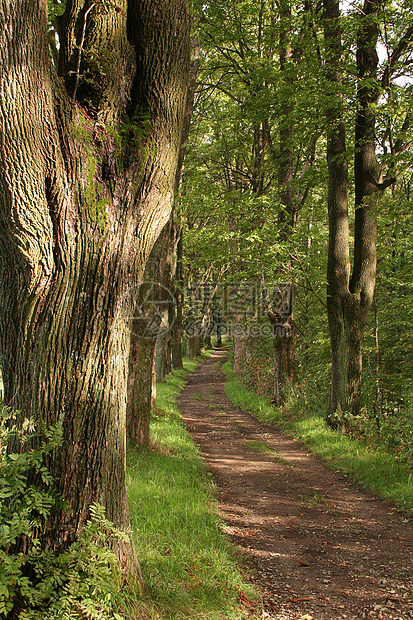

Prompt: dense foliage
xmin=0 ymin=407 xmax=128 ymax=620
xmin=178 ymin=0 xmax=413 ymax=455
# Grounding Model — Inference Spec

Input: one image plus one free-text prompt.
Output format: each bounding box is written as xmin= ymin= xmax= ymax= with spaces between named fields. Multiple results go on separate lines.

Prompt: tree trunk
xmin=323 ymin=0 xmax=351 ymax=425
xmin=172 ymin=225 xmax=185 ymax=367
xmin=127 ymin=221 xmax=174 ymax=446
xmin=155 ymin=220 xmax=175 ymax=381
xmin=346 ymin=0 xmax=381 ymax=415
xmin=324 ymin=0 xmax=381 ymax=424
xmin=128 ymin=336 xmax=156 ymax=448
xmin=233 ymin=329 xmax=246 ymax=375
xmin=278 ymin=0 xmax=296 ymax=240
xmin=171 ymin=43 xmax=200 ymax=368
xmin=272 ymin=0 xmax=297 ymax=402
xmin=0 ymin=0 xmax=190 ymax=565
xmin=268 ymin=311 xmax=296 ymax=405
xmin=373 ymin=296 xmax=380 ymax=420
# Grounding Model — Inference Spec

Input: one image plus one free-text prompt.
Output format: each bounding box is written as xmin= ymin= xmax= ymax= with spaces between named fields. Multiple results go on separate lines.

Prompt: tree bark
xmin=171 ymin=42 xmax=200 ymax=368
xmin=233 ymin=330 xmax=246 ymax=375
xmin=272 ymin=0 xmax=297 ymax=402
xmin=172 ymin=225 xmax=185 ymax=367
xmin=324 ymin=0 xmax=382 ymax=424
xmin=128 ymin=335 xmax=156 ymax=448
xmin=0 ymin=0 xmax=190 ymax=565
xmin=346 ymin=0 xmax=381 ymax=415
xmin=324 ymin=0 xmax=351 ymax=424
xmin=127 ymin=221 xmax=173 ymax=447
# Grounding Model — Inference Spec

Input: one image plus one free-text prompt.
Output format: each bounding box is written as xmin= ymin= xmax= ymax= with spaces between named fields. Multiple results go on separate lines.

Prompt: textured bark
xmin=127 ymin=221 xmax=172 ymax=446
xmin=324 ymin=0 xmax=350 ymax=424
xmin=267 ymin=310 xmax=296 ymax=405
xmin=171 ymin=43 xmax=199 ymax=368
xmin=0 ymin=0 xmax=190 ymax=565
xmin=155 ymin=220 xmax=175 ymax=381
xmin=346 ymin=0 xmax=381 ymax=415
xmin=172 ymin=225 xmax=184 ymax=368
xmin=128 ymin=336 xmax=156 ymax=448
xmin=324 ymin=0 xmax=381 ymax=423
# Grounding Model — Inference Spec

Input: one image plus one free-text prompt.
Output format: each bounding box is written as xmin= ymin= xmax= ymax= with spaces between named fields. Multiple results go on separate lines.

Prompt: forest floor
xmin=177 ymin=349 xmax=413 ymax=620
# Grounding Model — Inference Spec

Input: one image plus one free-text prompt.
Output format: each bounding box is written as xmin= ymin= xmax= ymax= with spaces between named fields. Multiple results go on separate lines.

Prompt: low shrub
xmin=0 ymin=406 xmax=129 ymax=620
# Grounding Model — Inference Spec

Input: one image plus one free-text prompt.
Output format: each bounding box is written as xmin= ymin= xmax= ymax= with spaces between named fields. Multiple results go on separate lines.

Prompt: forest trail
xmin=178 ymin=349 xmax=413 ymax=620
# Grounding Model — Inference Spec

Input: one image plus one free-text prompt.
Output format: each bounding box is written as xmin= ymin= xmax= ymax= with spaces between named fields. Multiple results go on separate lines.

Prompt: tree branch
xmin=381 ymin=22 xmax=413 ymax=90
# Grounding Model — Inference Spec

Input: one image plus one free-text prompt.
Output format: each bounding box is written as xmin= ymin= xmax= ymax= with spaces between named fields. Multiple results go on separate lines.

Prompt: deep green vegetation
xmin=0 ymin=407 xmax=132 ymax=620
xmin=179 ymin=0 xmax=413 ymax=456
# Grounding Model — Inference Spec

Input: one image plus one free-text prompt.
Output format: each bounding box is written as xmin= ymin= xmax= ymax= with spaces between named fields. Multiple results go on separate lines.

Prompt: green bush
xmin=0 ymin=406 xmax=128 ymax=620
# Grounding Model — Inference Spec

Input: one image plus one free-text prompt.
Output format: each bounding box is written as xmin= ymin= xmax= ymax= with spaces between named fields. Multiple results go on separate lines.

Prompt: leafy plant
xmin=47 ymin=0 xmax=65 ymax=22
xmin=0 ymin=406 xmax=128 ymax=620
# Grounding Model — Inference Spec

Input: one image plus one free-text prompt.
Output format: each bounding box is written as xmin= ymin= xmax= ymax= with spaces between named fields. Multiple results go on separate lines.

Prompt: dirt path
xmin=178 ymin=350 xmax=413 ymax=620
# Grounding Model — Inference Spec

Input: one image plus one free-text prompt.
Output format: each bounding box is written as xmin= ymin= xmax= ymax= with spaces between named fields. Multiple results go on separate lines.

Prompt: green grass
xmin=223 ymin=359 xmax=413 ymax=517
xmin=125 ymin=355 xmax=258 ymax=620
xmin=190 ymin=391 xmax=203 ymax=401
xmin=244 ymin=439 xmax=273 ymax=453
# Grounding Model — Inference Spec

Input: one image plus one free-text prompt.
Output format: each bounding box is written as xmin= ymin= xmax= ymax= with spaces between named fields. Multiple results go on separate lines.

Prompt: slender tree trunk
xmin=233 ymin=330 xmax=246 ymax=375
xmin=172 ymin=226 xmax=185 ymax=367
xmin=278 ymin=0 xmax=296 ymax=240
xmin=272 ymin=0 xmax=297 ymax=401
xmin=373 ymin=296 xmax=380 ymax=420
xmin=0 ymin=0 xmax=190 ymax=563
xmin=154 ymin=219 xmax=175 ymax=381
xmin=171 ymin=42 xmax=200 ymax=368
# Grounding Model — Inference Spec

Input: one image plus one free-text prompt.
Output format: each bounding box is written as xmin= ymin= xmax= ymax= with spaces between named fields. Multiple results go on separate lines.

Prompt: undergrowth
xmin=126 ymin=354 xmax=257 ymax=620
xmin=1 ymin=352 xmax=258 ymax=620
xmin=0 ymin=407 xmax=130 ymax=620
xmin=222 ymin=358 xmax=413 ymax=517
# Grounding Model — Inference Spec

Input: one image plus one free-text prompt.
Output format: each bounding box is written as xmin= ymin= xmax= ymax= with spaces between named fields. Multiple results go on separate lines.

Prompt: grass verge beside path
xmin=125 ymin=354 xmax=257 ymax=620
xmin=222 ymin=360 xmax=413 ymax=518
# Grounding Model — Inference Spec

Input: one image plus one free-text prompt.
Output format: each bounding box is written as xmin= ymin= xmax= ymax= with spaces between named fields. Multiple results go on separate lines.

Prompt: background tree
xmin=182 ymin=0 xmax=322 ymax=393
xmin=324 ymin=0 xmax=413 ymax=424
xmin=181 ymin=0 xmax=413 ymax=439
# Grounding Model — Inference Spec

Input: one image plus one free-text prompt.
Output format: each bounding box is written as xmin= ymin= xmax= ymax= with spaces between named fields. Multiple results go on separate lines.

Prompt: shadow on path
xmin=178 ymin=349 xmax=413 ymax=620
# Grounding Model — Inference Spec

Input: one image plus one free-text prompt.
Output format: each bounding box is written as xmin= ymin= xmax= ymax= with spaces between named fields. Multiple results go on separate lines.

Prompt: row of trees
xmin=1 ymin=0 xmax=413 ymax=608
xmin=178 ymin=0 xmax=413 ymax=428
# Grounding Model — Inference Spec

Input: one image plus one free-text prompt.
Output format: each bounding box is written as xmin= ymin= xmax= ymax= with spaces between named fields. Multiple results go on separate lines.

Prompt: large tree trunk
xmin=324 ymin=0 xmax=381 ymax=424
xmin=324 ymin=0 xmax=351 ymax=424
xmin=345 ymin=0 xmax=381 ymax=415
xmin=0 ymin=0 xmax=190 ymax=565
